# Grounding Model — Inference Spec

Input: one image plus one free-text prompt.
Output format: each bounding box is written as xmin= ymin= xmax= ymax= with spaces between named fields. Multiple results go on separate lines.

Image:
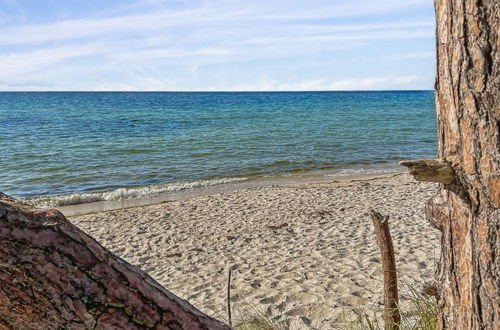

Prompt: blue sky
xmin=0 ymin=0 xmax=436 ymax=91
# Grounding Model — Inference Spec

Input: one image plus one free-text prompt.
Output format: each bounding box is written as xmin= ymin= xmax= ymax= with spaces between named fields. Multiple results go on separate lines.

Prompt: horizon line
xmin=0 ymin=89 xmax=434 ymax=93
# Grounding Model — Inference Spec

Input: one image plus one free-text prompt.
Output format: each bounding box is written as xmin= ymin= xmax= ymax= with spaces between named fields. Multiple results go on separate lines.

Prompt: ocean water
xmin=0 ymin=91 xmax=437 ymax=206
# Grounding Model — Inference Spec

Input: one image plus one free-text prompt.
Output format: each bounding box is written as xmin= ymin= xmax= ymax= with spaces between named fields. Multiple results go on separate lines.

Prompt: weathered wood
xmin=227 ymin=269 xmax=232 ymax=327
xmin=0 ymin=193 xmax=231 ymax=330
xmin=429 ymin=0 xmax=499 ymax=328
xmin=370 ymin=210 xmax=401 ymax=330
xmin=399 ymin=158 xmax=455 ymax=184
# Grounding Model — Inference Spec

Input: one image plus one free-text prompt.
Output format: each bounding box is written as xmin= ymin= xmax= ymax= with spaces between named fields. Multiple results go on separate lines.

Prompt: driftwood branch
xmin=0 ymin=193 xmax=231 ymax=330
xmin=227 ymin=269 xmax=232 ymax=327
xmin=370 ymin=210 xmax=401 ymax=330
xmin=399 ymin=158 xmax=455 ymax=184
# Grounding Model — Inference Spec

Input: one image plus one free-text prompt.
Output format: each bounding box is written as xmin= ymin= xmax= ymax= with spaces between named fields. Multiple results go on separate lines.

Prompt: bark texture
xmin=429 ymin=0 xmax=499 ymax=328
xmin=0 ymin=194 xmax=231 ymax=330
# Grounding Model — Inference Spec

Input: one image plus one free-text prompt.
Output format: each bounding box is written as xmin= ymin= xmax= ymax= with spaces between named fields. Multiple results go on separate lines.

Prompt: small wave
xmin=23 ymin=177 xmax=248 ymax=208
xmin=327 ymin=166 xmax=399 ymax=177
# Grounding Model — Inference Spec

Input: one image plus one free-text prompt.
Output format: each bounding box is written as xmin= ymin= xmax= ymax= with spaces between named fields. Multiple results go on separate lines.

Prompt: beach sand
xmin=70 ymin=173 xmax=440 ymax=329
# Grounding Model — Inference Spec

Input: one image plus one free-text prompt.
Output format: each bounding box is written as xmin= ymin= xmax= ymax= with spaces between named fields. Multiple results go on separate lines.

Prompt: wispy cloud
xmin=0 ymin=79 xmax=54 ymax=89
xmin=0 ymin=0 xmax=435 ymax=91
xmin=203 ymin=75 xmax=423 ymax=91
xmin=328 ymin=75 xmax=422 ymax=90
xmin=0 ymin=9 xmax=199 ymax=45
xmin=0 ymin=45 xmax=102 ymax=78
xmin=113 ymin=48 xmax=237 ymax=61
xmin=209 ymin=76 xmax=329 ymax=91
xmin=383 ymin=51 xmax=435 ymax=60
xmin=0 ymin=1 xmax=433 ymax=46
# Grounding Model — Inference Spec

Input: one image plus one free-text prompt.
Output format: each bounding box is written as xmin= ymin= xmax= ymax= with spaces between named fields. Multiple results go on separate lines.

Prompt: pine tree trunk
xmin=428 ymin=0 xmax=499 ymax=328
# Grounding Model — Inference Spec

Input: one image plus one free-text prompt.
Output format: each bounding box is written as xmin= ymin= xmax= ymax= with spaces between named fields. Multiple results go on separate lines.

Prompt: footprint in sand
xmin=259 ymin=294 xmax=282 ymax=304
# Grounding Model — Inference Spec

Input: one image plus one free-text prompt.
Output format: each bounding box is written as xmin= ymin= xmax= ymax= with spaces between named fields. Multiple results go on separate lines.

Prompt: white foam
xmin=23 ymin=177 xmax=248 ymax=208
xmin=326 ymin=166 xmax=399 ymax=177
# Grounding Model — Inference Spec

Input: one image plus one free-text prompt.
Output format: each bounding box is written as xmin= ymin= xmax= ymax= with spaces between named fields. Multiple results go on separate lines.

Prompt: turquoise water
xmin=0 ymin=91 xmax=437 ymax=206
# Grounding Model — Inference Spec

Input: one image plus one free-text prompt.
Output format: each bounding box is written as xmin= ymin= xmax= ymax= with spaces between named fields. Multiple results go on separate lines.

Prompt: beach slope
xmin=71 ymin=173 xmax=440 ymax=328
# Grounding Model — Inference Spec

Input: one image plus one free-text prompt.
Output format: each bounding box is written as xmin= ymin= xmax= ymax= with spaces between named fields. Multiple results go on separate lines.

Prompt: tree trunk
xmin=0 ymin=194 xmax=231 ymax=330
xmin=428 ymin=0 xmax=499 ymax=328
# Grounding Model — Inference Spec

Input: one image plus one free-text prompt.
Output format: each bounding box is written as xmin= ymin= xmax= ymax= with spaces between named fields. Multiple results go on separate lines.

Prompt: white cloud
xmin=239 ymin=21 xmax=433 ymax=46
xmin=0 ymin=74 xmax=426 ymax=91
xmin=0 ymin=1 xmax=433 ymax=46
xmin=328 ymin=75 xmax=422 ymax=90
xmin=201 ymin=75 xmax=423 ymax=91
xmin=239 ymin=29 xmax=433 ymax=48
xmin=0 ymin=79 xmax=54 ymax=89
xmin=0 ymin=45 xmax=101 ymax=78
xmin=90 ymin=77 xmax=176 ymax=91
xmin=383 ymin=51 xmax=435 ymax=60
xmin=3 ymin=12 xmax=185 ymax=45
xmin=113 ymin=48 xmax=237 ymax=61
xmin=0 ymin=0 xmax=435 ymax=91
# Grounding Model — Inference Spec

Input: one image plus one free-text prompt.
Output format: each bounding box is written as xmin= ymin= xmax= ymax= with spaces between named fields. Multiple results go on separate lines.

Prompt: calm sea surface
xmin=0 ymin=91 xmax=437 ymax=206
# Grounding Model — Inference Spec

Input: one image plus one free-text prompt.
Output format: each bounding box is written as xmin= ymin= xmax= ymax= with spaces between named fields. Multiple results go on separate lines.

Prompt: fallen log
xmin=0 ymin=193 xmax=231 ymax=330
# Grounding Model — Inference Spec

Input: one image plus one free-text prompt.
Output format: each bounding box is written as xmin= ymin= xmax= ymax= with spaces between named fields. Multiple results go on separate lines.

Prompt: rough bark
xmin=370 ymin=211 xmax=401 ymax=330
xmin=429 ymin=0 xmax=499 ymax=328
xmin=0 ymin=194 xmax=231 ymax=330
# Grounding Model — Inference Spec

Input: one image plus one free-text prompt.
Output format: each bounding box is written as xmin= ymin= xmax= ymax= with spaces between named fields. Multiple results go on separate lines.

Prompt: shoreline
xmin=55 ymin=169 xmax=405 ymax=217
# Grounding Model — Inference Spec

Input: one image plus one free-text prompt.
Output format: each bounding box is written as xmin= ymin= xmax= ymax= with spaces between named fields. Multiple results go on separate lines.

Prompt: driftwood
xmin=0 ymin=193 xmax=231 ymax=330
xmin=370 ymin=210 xmax=401 ymax=330
xmin=227 ymin=269 xmax=232 ymax=327
xmin=399 ymin=158 xmax=455 ymax=184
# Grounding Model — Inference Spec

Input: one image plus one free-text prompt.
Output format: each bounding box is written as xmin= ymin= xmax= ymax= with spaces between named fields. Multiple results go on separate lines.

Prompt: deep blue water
xmin=0 ymin=91 xmax=437 ymax=205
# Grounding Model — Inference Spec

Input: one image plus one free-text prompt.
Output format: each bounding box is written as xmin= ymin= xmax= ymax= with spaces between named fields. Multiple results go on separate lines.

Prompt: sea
xmin=0 ymin=91 xmax=437 ymax=207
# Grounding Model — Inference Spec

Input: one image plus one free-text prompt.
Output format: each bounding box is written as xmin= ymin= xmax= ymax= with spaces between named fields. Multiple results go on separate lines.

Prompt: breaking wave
xmin=24 ymin=177 xmax=248 ymax=208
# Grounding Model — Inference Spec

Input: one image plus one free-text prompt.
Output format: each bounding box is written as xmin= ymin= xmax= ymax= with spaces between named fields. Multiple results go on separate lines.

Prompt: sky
xmin=0 ymin=0 xmax=436 ymax=91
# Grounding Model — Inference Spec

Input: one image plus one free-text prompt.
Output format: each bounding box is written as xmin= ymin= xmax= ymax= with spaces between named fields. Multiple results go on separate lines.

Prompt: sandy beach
xmin=70 ymin=173 xmax=440 ymax=329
